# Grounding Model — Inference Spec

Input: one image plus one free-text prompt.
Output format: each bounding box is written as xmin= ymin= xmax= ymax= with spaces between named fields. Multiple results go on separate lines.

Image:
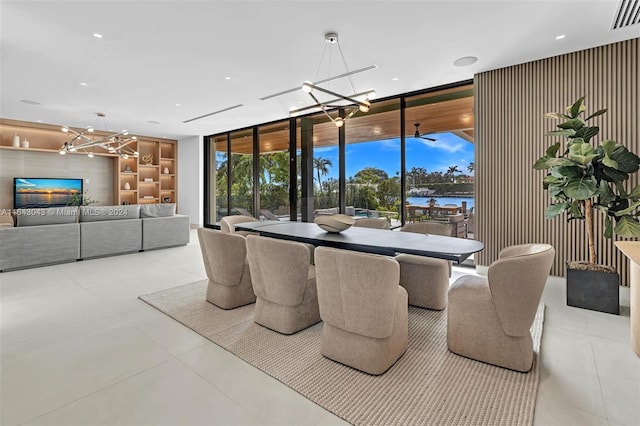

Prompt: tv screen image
xmin=14 ymin=178 xmax=83 ymax=209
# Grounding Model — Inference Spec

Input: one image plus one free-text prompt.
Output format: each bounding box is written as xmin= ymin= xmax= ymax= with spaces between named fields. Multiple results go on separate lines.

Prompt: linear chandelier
xmin=59 ymin=113 xmax=139 ymax=158
xmin=290 ymin=33 xmax=376 ymax=127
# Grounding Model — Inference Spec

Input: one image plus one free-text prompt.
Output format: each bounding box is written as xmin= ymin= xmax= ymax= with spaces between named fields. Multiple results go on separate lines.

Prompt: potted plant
xmin=534 ymin=97 xmax=640 ymax=314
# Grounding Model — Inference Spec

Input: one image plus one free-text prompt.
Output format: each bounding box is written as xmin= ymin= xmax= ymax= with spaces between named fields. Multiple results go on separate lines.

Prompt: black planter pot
xmin=566 ymin=264 xmax=620 ymax=315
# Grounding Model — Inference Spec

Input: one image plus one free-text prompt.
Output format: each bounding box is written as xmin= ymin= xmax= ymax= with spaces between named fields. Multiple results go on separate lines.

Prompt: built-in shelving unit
xmin=0 ymin=118 xmax=178 ymax=208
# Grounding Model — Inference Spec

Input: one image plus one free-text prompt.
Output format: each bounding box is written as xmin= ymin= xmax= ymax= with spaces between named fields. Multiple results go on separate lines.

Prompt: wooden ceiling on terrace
xmin=214 ymin=84 xmax=474 ymax=155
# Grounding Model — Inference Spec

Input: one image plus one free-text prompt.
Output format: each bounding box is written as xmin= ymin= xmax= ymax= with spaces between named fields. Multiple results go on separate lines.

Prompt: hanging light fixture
xmin=59 ymin=113 xmax=139 ymax=158
xmin=290 ymin=33 xmax=376 ymax=127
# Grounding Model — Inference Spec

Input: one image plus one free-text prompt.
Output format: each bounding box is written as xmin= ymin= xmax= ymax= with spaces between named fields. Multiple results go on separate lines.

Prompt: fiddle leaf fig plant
xmin=534 ymin=97 xmax=640 ymax=265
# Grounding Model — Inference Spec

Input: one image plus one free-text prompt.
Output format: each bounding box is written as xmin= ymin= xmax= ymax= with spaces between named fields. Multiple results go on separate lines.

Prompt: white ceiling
xmin=1 ymin=0 xmax=638 ymax=140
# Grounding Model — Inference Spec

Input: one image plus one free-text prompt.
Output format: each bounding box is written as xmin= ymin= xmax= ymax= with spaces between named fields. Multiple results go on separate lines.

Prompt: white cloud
xmin=417 ymin=138 xmax=466 ymax=153
xmin=18 ymin=179 xmax=36 ymax=186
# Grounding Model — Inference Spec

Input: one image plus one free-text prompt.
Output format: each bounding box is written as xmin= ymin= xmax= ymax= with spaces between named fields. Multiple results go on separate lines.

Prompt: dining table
xmin=235 ymin=221 xmax=484 ymax=263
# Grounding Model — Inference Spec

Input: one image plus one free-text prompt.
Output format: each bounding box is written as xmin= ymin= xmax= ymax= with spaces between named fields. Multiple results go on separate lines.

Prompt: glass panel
xmin=404 ymin=85 xmax=475 ymax=239
xmin=312 ymin=113 xmax=339 ymax=215
xmin=345 ymin=99 xmax=401 ymax=227
xmin=229 ymin=129 xmax=254 ymax=217
xmin=258 ymin=122 xmax=290 ymax=220
xmin=213 ymin=134 xmax=229 ymax=222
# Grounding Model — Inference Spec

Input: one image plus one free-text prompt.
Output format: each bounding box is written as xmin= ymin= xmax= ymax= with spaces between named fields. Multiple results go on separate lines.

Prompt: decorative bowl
xmin=314 ymin=214 xmax=356 ymax=233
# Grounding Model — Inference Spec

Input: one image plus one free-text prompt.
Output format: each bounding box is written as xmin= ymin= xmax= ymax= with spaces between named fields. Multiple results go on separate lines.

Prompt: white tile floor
xmin=1 ymin=229 xmax=639 ymax=426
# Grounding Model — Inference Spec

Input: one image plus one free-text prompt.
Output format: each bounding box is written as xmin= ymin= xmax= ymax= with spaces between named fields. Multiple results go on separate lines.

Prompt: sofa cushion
xmin=80 ymin=205 xmax=140 ymax=222
xmin=15 ymin=207 xmax=79 ymax=227
xmin=140 ymin=203 xmax=176 ymax=218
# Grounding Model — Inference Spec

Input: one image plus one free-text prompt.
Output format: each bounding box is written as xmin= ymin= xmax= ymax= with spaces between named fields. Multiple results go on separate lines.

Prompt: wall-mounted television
xmin=13 ymin=178 xmax=84 ymax=209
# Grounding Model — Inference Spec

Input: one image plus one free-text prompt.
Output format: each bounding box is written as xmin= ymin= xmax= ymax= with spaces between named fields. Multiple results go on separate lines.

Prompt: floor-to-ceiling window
xmin=204 ymin=81 xmax=474 ymax=231
xmin=345 ymin=99 xmax=401 ymax=225
xmin=404 ymin=85 xmax=475 ymax=234
xmin=257 ymin=122 xmax=290 ymax=219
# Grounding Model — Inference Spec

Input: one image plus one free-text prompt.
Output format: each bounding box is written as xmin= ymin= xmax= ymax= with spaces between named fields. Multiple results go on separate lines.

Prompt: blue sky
xmin=16 ymin=178 xmax=82 ymax=191
xmin=314 ymin=132 xmax=474 ymax=179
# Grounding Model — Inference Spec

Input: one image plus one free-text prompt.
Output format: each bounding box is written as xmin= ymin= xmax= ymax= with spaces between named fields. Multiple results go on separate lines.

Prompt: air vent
xmin=183 ymin=104 xmax=243 ymax=123
xmin=260 ymin=64 xmax=378 ymax=101
xmin=612 ymin=0 xmax=640 ymax=29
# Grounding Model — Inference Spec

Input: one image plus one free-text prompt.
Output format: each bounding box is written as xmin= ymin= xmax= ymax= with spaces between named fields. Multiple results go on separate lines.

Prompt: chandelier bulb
xmin=122 ymin=154 xmax=129 ymax=159
xmin=334 ymin=117 xmax=344 ymax=127
xmin=88 ymin=152 xmax=94 ymax=158
xmin=59 ymin=150 xmax=66 ymax=155
xmin=87 ymin=126 xmax=94 ymax=133
xmin=62 ymin=126 xmax=69 ymax=133
xmin=122 ymin=130 xmax=128 ymax=136
xmin=133 ymin=151 xmax=139 ymax=157
xmin=359 ymin=101 xmax=371 ymax=113
xmin=366 ymin=90 xmax=376 ymax=100
xmin=301 ymin=81 xmax=314 ymax=93
xmin=69 ymin=145 xmax=76 ymax=152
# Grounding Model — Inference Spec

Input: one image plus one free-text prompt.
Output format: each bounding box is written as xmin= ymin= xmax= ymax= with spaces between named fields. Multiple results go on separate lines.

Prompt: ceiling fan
xmin=413 ymin=123 xmax=437 ymax=141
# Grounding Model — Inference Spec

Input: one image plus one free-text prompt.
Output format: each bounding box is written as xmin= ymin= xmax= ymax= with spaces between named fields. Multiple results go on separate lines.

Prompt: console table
xmin=614 ymin=241 xmax=640 ymax=357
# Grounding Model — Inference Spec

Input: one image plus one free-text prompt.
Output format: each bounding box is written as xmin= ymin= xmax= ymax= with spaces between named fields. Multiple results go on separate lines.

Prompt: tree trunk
xmin=584 ymin=198 xmax=597 ymax=264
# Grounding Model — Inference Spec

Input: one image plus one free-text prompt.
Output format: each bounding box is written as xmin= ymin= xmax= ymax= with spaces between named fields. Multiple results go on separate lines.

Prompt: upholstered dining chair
xmin=394 ymin=221 xmax=452 ymax=310
xmin=220 ymin=215 xmax=259 ymax=236
xmin=245 ymin=235 xmax=321 ymax=334
xmin=447 ymin=243 xmax=555 ymax=372
xmin=314 ymin=247 xmax=408 ymax=375
xmin=353 ymin=218 xmax=391 ymax=230
xmin=197 ymin=228 xmax=256 ymax=309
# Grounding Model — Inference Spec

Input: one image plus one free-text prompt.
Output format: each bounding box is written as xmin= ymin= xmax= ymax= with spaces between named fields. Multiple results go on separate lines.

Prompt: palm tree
xmin=446 ymin=165 xmax=461 ymax=183
xmin=467 ymin=162 xmax=474 ymax=173
xmin=313 ymin=157 xmax=332 ymax=193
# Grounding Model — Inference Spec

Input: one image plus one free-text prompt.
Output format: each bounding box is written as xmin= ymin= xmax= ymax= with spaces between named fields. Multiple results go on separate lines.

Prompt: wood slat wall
xmin=475 ymin=38 xmax=639 ymax=286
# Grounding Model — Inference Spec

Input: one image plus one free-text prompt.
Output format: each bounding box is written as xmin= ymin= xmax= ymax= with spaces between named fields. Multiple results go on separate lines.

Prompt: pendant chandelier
xmin=59 ymin=113 xmax=139 ymax=159
xmin=289 ymin=33 xmax=376 ymax=127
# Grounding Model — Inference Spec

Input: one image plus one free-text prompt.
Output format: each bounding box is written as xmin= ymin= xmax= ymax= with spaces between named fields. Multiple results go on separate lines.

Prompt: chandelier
xmin=289 ymin=33 xmax=376 ymax=127
xmin=59 ymin=113 xmax=139 ymax=159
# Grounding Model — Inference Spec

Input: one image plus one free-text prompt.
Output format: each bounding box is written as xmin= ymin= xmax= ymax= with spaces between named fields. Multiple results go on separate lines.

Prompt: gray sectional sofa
xmin=0 ymin=204 xmax=189 ymax=271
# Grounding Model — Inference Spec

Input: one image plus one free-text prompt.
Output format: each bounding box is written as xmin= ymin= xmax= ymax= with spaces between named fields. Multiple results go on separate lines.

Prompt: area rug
xmin=140 ymin=280 xmax=544 ymax=425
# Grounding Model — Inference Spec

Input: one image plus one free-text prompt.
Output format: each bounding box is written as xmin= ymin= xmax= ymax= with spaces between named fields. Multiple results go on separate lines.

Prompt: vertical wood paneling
xmin=475 ymin=38 xmax=639 ymax=286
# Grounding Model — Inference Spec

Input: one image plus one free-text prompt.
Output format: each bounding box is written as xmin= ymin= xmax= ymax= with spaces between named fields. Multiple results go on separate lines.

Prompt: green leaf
xmin=614 ymin=200 xmax=640 ymax=216
xmin=569 ymin=200 xmax=583 ymax=218
xmin=614 ymin=215 xmax=640 ymax=238
xmin=602 ymin=167 xmax=629 ymax=182
xmin=546 ymin=129 xmax=576 ymax=137
xmin=568 ymin=143 xmax=599 ymax=165
xmin=567 ymin=97 xmax=586 ymax=118
xmin=546 ymin=157 xmax=578 ymax=167
xmin=628 ymin=184 xmax=640 ymax=200
xmin=609 ymin=147 xmax=640 ymax=173
xmin=545 ymin=203 xmax=570 ymax=219
xmin=544 ymin=112 xmax=571 ymax=120
xmin=602 ymin=155 xmax=618 ymax=169
xmin=601 ymin=139 xmax=617 ymax=156
xmin=585 ymin=108 xmax=607 ymax=121
xmin=558 ymin=117 xmax=585 ymax=130
xmin=574 ymin=126 xmax=600 ymax=142
xmin=551 ymin=165 xmax=582 ymax=179
xmin=564 ymin=176 xmax=598 ymax=200
xmin=545 ymin=142 xmax=561 ymax=157
xmin=604 ymin=216 xmax=613 ymax=238
xmin=533 ymin=156 xmax=550 ymax=170
xmin=543 ymin=175 xmax=563 ymax=185
xmin=598 ymin=183 xmax=616 ymax=204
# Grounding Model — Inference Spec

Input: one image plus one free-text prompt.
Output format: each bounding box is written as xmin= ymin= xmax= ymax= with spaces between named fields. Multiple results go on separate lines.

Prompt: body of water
xmin=15 ymin=193 xmax=75 ymax=209
xmin=407 ymin=197 xmax=474 ymax=210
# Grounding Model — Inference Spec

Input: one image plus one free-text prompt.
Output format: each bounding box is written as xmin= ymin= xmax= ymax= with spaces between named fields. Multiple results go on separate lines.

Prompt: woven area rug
xmin=140 ymin=280 xmax=544 ymax=426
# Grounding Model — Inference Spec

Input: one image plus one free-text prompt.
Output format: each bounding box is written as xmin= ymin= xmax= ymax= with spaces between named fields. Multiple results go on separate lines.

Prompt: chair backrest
xmin=245 ymin=235 xmax=311 ymax=306
xmin=197 ymin=228 xmax=248 ymax=287
xmin=260 ymin=209 xmax=280 ymax=221
xmin=488 ymin=244 xmax=555 ymax=336
xmin=353 ymin=218 xmax=390 ymax=230
xmin=314 ymin=247 xmax=400 ymax=339
xmin=400 ymin=221 xmax=451 ymax=236
xmin=220 ymin=215 xmax=258 ymax=233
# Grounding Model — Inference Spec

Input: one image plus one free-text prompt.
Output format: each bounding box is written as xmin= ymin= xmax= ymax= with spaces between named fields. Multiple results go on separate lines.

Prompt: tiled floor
xmin=1 ymin=229 xmax=638 ymax=425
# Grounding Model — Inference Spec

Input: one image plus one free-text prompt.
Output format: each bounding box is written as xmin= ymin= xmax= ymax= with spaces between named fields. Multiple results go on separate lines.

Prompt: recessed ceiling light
xmin=80 ymin=82 xmax=87 ymax=86
xmin=20 ymin=99 xmax=43 ymax=105
xmin=225 ymin=76 xmax=231 ymax=80
xmin=37 ymin=120 xmax=42 ymax=122
xmin=392 ymin=77 xmax=399 ymax=81
xmin=453 ymin=56 xmax=478 ymax=67
xmin=147 ymin=120 xmax=160 ymax=124
xmin=175 ymin=103 xmax=180 ymax=107
xmin=93 ymin=33 xmax=103 ymax=38
xmin=556 ymin=34 xmax=565 ymax=40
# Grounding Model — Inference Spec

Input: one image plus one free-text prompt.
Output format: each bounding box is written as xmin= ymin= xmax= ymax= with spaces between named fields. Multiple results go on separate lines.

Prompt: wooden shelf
xmin=0 ymin=145 xmax=117 ymax=157
xmin=161 ymin=189 xmax=176 ymax=193
xmin=139 ymin=164 xmax=159 ymax=168
xmin=160 ymin=174 xmax=175 ymax=177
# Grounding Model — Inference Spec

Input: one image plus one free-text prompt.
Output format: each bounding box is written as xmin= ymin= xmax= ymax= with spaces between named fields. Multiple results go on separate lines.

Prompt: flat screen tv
xmin=13 ymin=178 xmax=83 ymax=209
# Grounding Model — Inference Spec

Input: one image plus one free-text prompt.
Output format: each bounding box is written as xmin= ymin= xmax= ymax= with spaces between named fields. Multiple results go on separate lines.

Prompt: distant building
xmin=407 ymin=187 xmax=435 ymax=197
